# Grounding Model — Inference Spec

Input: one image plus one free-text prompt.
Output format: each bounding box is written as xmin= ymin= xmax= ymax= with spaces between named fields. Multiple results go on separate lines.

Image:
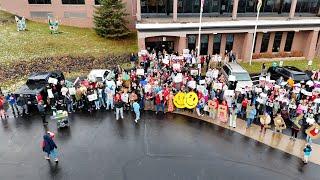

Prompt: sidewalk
xmin=173 ymin=110 xmax=320 ymax=165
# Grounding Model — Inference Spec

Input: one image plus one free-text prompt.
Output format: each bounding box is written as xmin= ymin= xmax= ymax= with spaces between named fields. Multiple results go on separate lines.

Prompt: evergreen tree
xmin=94 ymin=0 xmax=130 ymax=39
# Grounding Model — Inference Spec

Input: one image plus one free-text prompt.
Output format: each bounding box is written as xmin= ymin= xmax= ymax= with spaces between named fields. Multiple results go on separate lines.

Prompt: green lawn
xmin=240 ymin=58 xmax=320 ymax=74
xmin=0 ymin=10 xmax=138 ymax=63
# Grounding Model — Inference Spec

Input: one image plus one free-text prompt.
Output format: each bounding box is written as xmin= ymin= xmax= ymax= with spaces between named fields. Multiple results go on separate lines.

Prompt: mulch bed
xmin=0 ymin=54 xmax=130 ymax=84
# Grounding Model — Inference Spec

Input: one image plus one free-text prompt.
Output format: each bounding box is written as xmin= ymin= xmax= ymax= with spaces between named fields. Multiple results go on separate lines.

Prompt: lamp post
xmin=197 ymin=0 xmax=204 ymax=76
xmin=249 ymin=0 xmax=262 ymax=66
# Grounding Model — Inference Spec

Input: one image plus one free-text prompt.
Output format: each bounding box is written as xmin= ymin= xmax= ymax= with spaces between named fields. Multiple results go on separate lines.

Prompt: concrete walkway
xmin=173 ymin=111 xmax=320 ymax=165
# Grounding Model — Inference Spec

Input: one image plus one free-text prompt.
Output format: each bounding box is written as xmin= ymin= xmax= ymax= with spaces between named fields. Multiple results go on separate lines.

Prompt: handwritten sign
xmin=48 ymin=77 xmax=58 ymax=85
xmin=217 ymin=105 xmax=228 ymax=123
xmin=136 ymin=69 xmax=144 ymax=76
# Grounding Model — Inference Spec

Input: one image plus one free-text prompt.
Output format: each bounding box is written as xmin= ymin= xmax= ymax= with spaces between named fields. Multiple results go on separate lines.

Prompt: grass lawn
xmin=0 ymin=10 xmax=138 ymax=63
xmin=240 ymin=58 xmax=320 ymax=74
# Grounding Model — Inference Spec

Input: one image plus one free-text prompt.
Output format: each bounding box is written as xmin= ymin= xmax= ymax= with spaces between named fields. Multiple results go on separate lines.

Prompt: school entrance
xmin=145 ymin=36 xmax=179 ymax=54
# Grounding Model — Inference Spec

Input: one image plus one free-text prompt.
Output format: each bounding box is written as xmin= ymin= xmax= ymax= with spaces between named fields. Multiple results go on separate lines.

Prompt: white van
xmin=220 ymin=63 xmax=253 ymax=89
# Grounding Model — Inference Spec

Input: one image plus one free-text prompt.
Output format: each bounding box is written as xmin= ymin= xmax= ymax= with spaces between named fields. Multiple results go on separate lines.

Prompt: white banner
xmin=48 ymin=77 xmax=58 ymax=85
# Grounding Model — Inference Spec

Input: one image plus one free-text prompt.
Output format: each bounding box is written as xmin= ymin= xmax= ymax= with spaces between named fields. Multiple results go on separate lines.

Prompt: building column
xmin=304 ymin=30 xmax=319 ymax=60
xmin=289 ymin=0 xmax=297 ymax=19
xmin=208 ymin=34 xmax=214 ymax=55
xmin=173 ymin=0 xmax=178 ymax=22
xmin=318 ymin=6 xmax=320 ymax=16
xmin=267 ymin=32 xmax=275 ymax=53
xmin=279 ymin=32 xmax=288 ymax=52
xmin=316 ymin=36 xmax=320 ymax=57
xmin=178 ymin=36 xmax=187 ymax=54
xmin=220 ymin=34 xmax=227 ymax=57
xmin=242 ymin=33 xmax=254 ymax=62
xmin=136 ymin=0 xmax=141 ymax=21
xmin=255 ymin=33 xmax=263 ymax=53
xmin=138 ymin=37 xmax=146 ymax=50
xmin=232 ymin=0 xmax=239 ymax=20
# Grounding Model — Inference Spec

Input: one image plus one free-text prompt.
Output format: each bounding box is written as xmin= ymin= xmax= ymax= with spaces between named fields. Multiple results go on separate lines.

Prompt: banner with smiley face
xmin=185 ymin=92 xmax=199 ymax=109
xmin=173 ymin=92 xmax=186 ymax=109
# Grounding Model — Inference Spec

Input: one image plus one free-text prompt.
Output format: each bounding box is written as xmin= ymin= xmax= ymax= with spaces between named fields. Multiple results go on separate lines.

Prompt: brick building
xmin=1 ymin=0 xmax=320 ymax=61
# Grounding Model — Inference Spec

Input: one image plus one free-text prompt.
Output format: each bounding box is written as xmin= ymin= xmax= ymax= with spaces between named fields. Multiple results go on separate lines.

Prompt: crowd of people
xmin=0 ymin=49 xmax=320 ymax=163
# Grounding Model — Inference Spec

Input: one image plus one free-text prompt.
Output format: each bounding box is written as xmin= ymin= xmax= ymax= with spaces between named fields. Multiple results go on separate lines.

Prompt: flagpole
xmin=197 ymin=0 xmax=204 ymax=58
xmin=249 ymin=0 xmax=262 ymax=66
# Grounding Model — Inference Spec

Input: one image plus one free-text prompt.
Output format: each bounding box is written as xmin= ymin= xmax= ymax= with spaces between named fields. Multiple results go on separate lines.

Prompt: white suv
xmin=220 ymin=63 xmax=253 ymax=89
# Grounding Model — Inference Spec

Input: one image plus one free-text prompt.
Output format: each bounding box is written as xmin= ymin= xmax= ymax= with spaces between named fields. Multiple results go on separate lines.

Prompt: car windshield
xmin=293 ymin=74 xmax=309 ymax=81
xmin=232 ymin=73 xmax=251 ymax=81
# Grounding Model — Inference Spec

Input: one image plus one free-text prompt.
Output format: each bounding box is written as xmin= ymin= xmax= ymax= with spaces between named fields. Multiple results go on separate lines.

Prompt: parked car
xmin=14 ymin=71 xmax=64 ymax=106
xmin=87 ymin=69 xmax=110 ymax=82
xmin=220 ymin=63 xmax=253 ymax=89
xmin=267 ymin=66 xmax=311 ymax=82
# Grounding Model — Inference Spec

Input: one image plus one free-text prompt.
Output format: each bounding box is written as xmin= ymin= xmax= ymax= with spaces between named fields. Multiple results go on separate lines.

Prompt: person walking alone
xmin=133 ymin=100 xmax=140 ymax=123
xmin=42 ymin=133 xmax=59 ymax=162
xmin=303 ymin=144 xmax=312 ymax=164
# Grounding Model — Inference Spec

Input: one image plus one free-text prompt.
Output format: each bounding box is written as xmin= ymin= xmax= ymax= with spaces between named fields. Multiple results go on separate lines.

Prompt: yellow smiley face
xmin=185 ymin=92 xmax=199 ymax=109
xmin=173 ymin=92 xmax=186 ymax=109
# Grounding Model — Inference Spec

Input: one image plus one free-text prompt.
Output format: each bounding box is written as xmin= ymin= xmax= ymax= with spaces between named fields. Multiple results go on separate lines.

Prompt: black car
xmin=267 ymin=66 xmax=311 ymax=82
xmin=14 ymin=71 xmax=64 ymax=106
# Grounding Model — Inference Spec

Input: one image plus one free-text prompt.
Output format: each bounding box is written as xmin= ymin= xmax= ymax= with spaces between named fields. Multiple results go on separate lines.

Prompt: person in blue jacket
xmin=42 ymin=134 xmax=58 ymax=162
xmin=133 ymin=100 xmax=140 ymax=123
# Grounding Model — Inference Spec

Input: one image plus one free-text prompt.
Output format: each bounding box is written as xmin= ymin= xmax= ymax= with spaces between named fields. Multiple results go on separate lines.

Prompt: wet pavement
xmin=0 ymin=110 xmax=319 ymax=180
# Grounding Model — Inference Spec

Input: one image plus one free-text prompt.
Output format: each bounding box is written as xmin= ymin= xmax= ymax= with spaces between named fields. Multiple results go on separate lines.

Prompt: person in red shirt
xmin=241 ymin=98 xmax=248 ymax=118
xmin=155 ymin=93 xmax=165 ymax=114
xmin=36 ymin=93 xmax=43 ymax=104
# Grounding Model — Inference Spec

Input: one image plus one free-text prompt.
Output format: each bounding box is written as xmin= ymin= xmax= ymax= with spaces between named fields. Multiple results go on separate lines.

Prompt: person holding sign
xmin=114 ymin=93 xmax=124 ymax=120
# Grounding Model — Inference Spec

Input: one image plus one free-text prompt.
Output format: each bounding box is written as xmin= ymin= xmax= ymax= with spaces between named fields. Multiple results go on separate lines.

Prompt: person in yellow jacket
xmin=287 ymin=77 xmax=294 ymax=88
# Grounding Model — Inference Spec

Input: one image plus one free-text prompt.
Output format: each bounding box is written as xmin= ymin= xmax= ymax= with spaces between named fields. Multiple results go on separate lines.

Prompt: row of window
xmin=186 ymin=32 xmax=295 ymax=55
xmin=28 ymin=0 xmax=101 ymax=5
xmin=141 ymin=0 xmax=320 ymax=15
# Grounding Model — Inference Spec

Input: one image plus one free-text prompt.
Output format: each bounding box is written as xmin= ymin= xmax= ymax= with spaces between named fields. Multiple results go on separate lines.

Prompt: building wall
xmin=0 ymin=0 xmax=137 ymax=28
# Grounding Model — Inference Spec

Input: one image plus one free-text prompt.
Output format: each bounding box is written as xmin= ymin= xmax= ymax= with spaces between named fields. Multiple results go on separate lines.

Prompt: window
xmin=284 ymin=32 xmax=295 ymax=52
xmin=238 ymin=0 xmax=257 ymax=13
xmin=296 ymin=0 xmax=320 ymax=14
xmin=200 ymin=35 xmax=209 ymax=55
xmin=141 ymin=0 xmax=173 ymax=14
xmin=213 ymin=34 xmax=221 ymax=54
xmin=282 ymin=0 xmax=292 ymax=12
xmin=272 ymin=32 xmax=282 ymax=52
xmin=261 ymin=33 xmax=270 ymax=53
xmin=225 ymin=34 xmax=234 ymax=52
xmin=177 ymin=0 xmax=233 ymax=14
xmin=188 ymin=35 xmax=197 ymax=51
xmin=95 ymin=0 xmax=100 ymax=5
xmin=262 ymin=0 xmax=283 ymax=14
xmin=28 ymin=0 xmax=51 ymax=4
xmin=30 ymin=11 xmax=53 ymax=18
xmin=61 ymin=0 xmax=85 ymax=5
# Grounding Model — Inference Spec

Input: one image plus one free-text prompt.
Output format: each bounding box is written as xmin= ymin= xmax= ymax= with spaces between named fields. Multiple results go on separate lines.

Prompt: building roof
xmin=136 ymin=19 xmax=320 ymax=32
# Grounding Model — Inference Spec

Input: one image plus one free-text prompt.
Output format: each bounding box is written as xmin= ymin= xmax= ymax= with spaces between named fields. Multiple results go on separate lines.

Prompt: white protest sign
xmin=88 ymin=94 xmax=98 ymax=102
xmin=183 ymin=49 xmax=190 ymax=54
xmin=174 ymin=73 xmax=183 ymax=83
xmin=190 ymin=70 xmax=198 ymax=76
xmin=47 ymin=89 xmax=54 ymax=99
xmin=68 ymin=87 xmax=76 ymax=95
xmin=136 ymin=69 xmax=145 ymax=76
xmin=228 ymin=75 xmax=236 ymax=82
xmin=224 ymin=90 xmax=235 ymax=97
xmin=61 ymin=87 xmax=68 ymax=96
xmin=308 ymin=60 xmax=313 ymax=66
xmin=199 ymin=79 xmax=206 ymax=85
xmin=188 ymin=80 xmax=196 ymax=89
xmin=163 ymin=58 xmax=169 ymax=64
xmin=213 ymin=70 xmax=219 ymax=78
xmin=48 ymin=77 xmax=58 ymax=85
xmin=172 ymin=63 xmax=181 ymax=71
xmin=214 ymin=82 xmax=223 ymax=90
